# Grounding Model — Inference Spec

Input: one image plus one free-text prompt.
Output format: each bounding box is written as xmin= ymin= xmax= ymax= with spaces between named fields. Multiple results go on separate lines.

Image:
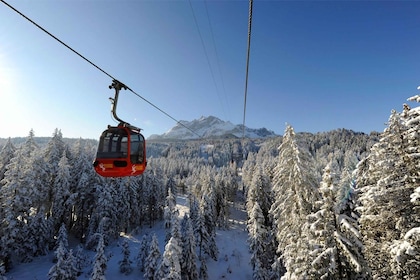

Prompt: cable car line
xmin=0 ymin=0 xmax=203 ymax=140
xmin=204 ymin=0 xmax=231 ymax=120
xmin=188 ymin=0 xmax=227 ymax=120
xmin=242 ymin=0 xmax=253 ymax=139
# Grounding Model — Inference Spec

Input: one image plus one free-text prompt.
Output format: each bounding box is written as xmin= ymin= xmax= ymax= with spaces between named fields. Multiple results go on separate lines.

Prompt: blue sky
xmin=1 ymin=0 xmax=419 ymax=139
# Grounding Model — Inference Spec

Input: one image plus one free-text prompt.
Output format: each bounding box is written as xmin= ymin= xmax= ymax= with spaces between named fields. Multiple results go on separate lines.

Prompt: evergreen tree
xmin=27 ymin=207 xmax=52 ymax=257
xmin=48 ymin=224 xmax=77 ymax=280
xmin=0 ymin=130 xmax=50 ymax=263
xmin=180 ymin=214 xmax=198 ymax=280
xmin=387 ymin=97 xmax=420 ymax=278
xmin=74 ymin=244 xmax=88 ymax=275
xmin=198 ymin=256 xmax=208 ymax=280
xmin=137 ymin=234 xmax=150 ymax=272
xmin=269 ymin=125 xmax=320 ymax=278
xmin=144 ymin=234 xmax=161 ymax=280
xmin=51 ymin=152 xmax=72 ymax=232
xmin=247 ymin=201 xmax=269 ymax=280
xmin=0 ymin=138 xmax=15 ymax=184
xmin=357 ymin=106 xmax=419 ymax=279
xmin=86 ymin=181 xmax=118 ymax=248
xmin=306 ymin=164 xmax=341 ymax=279
xmin=336 ymin=171 xmax=370 ymax=279
xmin=119 ymin=239 xmax=132 ymax=275
xmin=246 ymin=166 xmax=272 ymax=227
xmin=155 ymin=237 xmax=182 ymax=280
xmin=164 ymin=188 xmax=178 ymax=242
xmin=91 ymin=234 xmax=107 ymax=280
xmin=199 ymin=191 xmax=218 ymax=261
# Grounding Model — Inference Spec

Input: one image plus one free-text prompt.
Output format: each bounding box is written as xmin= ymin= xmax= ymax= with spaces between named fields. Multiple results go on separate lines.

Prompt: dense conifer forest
xmin=0 ymin=95 xmax=419 ymax=279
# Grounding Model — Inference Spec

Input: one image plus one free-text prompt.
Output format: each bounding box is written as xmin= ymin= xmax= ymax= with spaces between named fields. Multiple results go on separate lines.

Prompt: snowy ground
xmin=6 ymin=195 xmax=252 ymax=279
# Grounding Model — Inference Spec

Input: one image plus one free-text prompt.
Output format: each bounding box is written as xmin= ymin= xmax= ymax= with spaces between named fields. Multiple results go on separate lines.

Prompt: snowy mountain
xmin=148 ymin=116 xmax=277 ymax=140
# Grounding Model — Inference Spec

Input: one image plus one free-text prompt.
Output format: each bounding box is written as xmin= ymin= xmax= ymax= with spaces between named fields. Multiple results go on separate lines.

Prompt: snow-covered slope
xmin=148 ymin=116 xmax=277 ymax=140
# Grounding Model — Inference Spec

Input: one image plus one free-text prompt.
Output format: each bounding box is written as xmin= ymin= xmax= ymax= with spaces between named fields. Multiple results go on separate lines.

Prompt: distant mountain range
xmin=148 ymin=116 xmax=277 ymax=140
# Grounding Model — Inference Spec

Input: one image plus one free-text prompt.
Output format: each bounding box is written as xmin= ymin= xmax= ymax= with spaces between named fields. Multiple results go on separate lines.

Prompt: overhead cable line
xmin=242 ymin=0 xmax=253 ymax=138
xmin=1 ymin=0 xmax=203 ymax=139
xmin=188 ymin=0 xmax=227 ymax=119
xmin=204 ymin=0 xmax=231 ymax=120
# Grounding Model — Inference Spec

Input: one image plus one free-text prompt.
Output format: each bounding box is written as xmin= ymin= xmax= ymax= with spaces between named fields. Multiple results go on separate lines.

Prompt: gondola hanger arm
xmin=109 ymin=79 xmax=141 ymax=132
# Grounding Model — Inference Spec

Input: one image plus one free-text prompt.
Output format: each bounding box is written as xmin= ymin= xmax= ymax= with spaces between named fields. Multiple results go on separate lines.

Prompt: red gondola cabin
xmin=93 ymin=124 xmax=146 ymax=177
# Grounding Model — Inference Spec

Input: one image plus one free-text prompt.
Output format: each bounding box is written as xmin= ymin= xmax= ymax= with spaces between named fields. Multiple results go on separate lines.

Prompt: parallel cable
xmin=188 ymin=0 xmax=227 ymax=119
xmin=204 ymin=0 xmax=230 ymax=119
xmin=1 ymin=0 xmax=203 ymax=139
xmin=242 ymin=0 xmax=253 ymax=138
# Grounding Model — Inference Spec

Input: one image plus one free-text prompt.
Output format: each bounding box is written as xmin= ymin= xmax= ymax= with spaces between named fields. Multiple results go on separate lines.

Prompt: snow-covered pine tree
xmin=48 ymin=224 xmax=77 ymax=280
xmin=86 ymin=181 xmax=119 ymax=249
xmin=144 ymin=234 xmax=161 ymax=280
xmin=199 ymin=187 xmax=218 ymax=261
xmin=51 ymin=152 xmax=72 ymax=233
xmin=155 ymin=237 xmax=182 ymax=280
xmin=306 ymin=164 xmax=341 ymax=279
xmin=189 ymin=196 xmax=200 ymax=243
xmin=247 ymin=201 xmax=269 ymax=280
xmin=65 ymin=249 xmax=79 ymax=279
xmin=44 ymin=129 xmax=66 ymax=185
xmin=180 ymin=214 xmax=198 ymax=280
xmin=91 ymin=234 xmax=107 ymax=280
xmin=143 ymin=170 xmax=166 ymax=227
xmin=335 ymin=169 xmax=369 ymax=279
xmin=166 ymin=176 xmax=177 ymax=196
xmin=27 ymin=206 xmax=52 ymax=257
xmin=0 ymin=137 xmax=15 ymax=184
xmin=357 ymin=106 xmax=417 ymax=278
xmin=136 ymin=234 xmax=150 ymax=272
xmin=119 ymin=239 xmax=133 ymax=275
xmin=164 ymin=188 xmax=178 ymax=242
xmin=246 ymin=166 xmax=272 ymax=227
xmin=72 ymin=169 xmax=97 ymax=242
xmin=241 ymin=152 xmax=256 ymax=190
xmin=269 ymin=125 xmax=320 ymax=279
xmin=388 ymin=95 xmax=420 ymax=278
xmin=116 ymin=177 xmax=134 ymax=233
xmin=74 ymin=244 xmax=88 ymax=275
xmin=0 ymin=130 xmax=50 ymax=263
xmin=198 ymin=255 xmax=208 ymax=280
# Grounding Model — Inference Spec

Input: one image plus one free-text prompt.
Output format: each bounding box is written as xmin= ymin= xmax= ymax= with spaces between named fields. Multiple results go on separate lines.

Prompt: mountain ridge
xmin=148 ymin=115 xmax=277 ymax=140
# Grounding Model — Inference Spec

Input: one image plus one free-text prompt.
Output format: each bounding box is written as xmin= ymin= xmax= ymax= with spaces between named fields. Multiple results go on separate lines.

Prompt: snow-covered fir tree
xmin=0 ymin=138 xmax=15 ymax=183
xmin=136 ymin=234 xmax=150 ymax=272
xmin=388 ymin=96 xmax=420 ymax=278
xmin=155 ymin=237 xmax=182 ymax=280
xmin=198 ymin=256 xmax=208 ymax=280
xmin=144 ymin=234 xmax=161 ymax=280
xmin=51 ymin=152 xmax=72 ymax=233
xmin=91 ymin=234 xmax=107 ymax=280
xmin=335 ymin=170 xmax=369 ymax=279
xmin=180 ymin=214 xmax=198 ymax=280
xmin=246 ymin=166 xmax=272 ymax=227
xmin=199 ymin=188 xmax=218 ymax=261
xmin=358 ymin=97 xmax=420 ymax=279
xmin=269 ymin=125 xmax=320 ymax=279
xmin=306 ymin=164 xmax=341 ymax=279
xmin=48 ymin=224 xmax=77 ymax=280
xmin=164 ymin=188 xmax=178 ymax=242
xmin=119 ymin=239 xmax=132 ymax=275
xmin=0 ymin=130 xmax=50 ymax=263
xmin=247 ymin=201 xmax=270 ymax=280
